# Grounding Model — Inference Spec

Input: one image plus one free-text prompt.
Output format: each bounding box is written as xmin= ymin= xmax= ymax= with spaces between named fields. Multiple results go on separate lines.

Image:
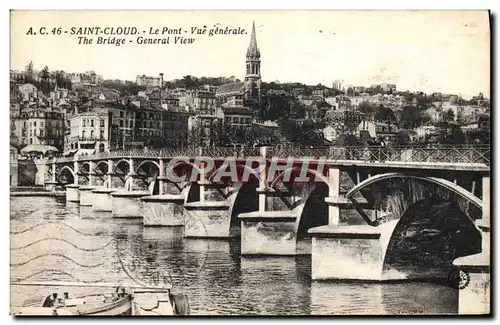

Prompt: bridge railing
xmin=49 ymin=145 xmax=490 ymax=166
xmin=267 ymin=145 xmax=490 ymax=165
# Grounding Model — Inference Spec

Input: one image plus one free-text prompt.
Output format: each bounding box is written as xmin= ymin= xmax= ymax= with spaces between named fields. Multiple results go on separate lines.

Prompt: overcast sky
xmin=10 ymin=10 xmax=490 ymax=99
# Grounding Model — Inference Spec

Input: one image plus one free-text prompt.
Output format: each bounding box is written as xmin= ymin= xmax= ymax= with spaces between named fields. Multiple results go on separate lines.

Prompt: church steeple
xmin=244 ymin=21 xmax=261 ymax=106
xmin=246 ymin=21 xmax=260 ymax=59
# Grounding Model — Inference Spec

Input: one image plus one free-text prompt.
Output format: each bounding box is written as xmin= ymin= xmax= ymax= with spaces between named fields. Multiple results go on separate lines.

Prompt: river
xmin=10 ymin=196 xmax=459 ymax=315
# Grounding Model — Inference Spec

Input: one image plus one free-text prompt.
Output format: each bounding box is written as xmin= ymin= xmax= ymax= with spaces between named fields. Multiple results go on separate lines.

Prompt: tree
xmin=40 ymin=66 xmax=51 ymax=95
xmin=101 ymin=80 xmax=146 ymax=95
xmin=25 ymin=61 xmax=35 ymax=84
xmin=187 ymin=127 xmax=203 ymax=148
xmin=374 ymin=105 xmax=396 ymax=124
xmin=444 ymin=109 xmax=455 ymax=122
xmin=54 ymin=71 xmax=72 ymax=89
xmin=438 ymin=124 xmax=466 ymax=145
xmin=359 ymin=101 xmax=376 ymax=116
xmin=181 ymin=75 xmax=199 ymax=89
xmin=399 ymin=105 xmax=429 ymax=129
xmin=395 ymin=130 xmax=411 ymax=145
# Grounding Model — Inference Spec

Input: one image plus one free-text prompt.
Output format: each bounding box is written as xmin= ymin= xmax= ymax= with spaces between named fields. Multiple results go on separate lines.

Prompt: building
xmin=130 ymin=105 xmax=163 ymax=146
xmin=325 ymin=109 xmax=363 ymax=131
xmin=161 ymin=108 xmax=190 ymax=148
xmin=68 ymin=71 xmax=100 ymax=86
xmin=136 ymin=73 xmax=164 ymax=88
xmin=477 ymin=114 xmax=490 ymax=132
xmin=199 ymin=84 xmax=218 ymax=93
xmin=219 ymin=106 xmax=254 ymax=146
xmin=216 ymin=21 xmax=262 ymax=108
xmin=332 ymin=80 xmax=343 ymax=91
xmin=67 ymin=98 xmax=191 ymax=152
xmin=222 ymin=106 xmax=253 ymax=128
xmin=414 ymin=125 xmax=439 ymax=140
xmin=312 ymin=87 xmax=335 ymax=98
xmin=14 ymin=108 xmax=65 ymax=150
xmin=18 ymin=83 xmax=39 ymax=101
xmin=179 ymin=89 xmax=219 ymax=147
xmin=356 ymin=121 xmax=399 ymax=139
xmin=66 ymin=108 xmax=110 ymax=155
xmin=10 ymin=70 xmax=27 ymax=86
xmin=381 ymin=83 xmax=397 ymax=93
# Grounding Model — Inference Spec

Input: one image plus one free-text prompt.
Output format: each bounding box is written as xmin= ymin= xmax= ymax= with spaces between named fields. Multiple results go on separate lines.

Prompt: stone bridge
xmin=42 ymin=145 xmax=491 ymax=312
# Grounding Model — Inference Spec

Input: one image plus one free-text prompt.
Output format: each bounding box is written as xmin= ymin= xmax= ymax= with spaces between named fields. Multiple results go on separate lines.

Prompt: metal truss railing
xmin=49 ymin=145 xmax=490 ymax=166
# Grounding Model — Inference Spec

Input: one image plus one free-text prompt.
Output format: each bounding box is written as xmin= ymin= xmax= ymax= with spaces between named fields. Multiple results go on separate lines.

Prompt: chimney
xmin=159 ymin=73 xmax=164 ymax=88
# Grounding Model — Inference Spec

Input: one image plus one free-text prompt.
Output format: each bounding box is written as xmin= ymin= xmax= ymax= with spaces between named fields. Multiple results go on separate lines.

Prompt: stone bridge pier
xmin=239 ymin=162 xmax=342 ymax=256
xmin=141 ymin=159 xmax=188 ymax=227
xmin=110 ymin=158 xmax=151 ymax=218
xmin=92 ymin=159 xmax=117 ymax=212
xmin=182 ymin=158 xmax=249 ymax=238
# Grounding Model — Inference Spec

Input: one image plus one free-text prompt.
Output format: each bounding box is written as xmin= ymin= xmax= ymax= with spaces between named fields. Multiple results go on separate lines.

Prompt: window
xmin=90 ymin=119 xmax=94 ymax=127
xmin=120 ymin=120 xmax=124 ymax=127
xmin=34 ymin=121 xmax=36 ymax=127
xmin=100 ymin=130 xmax=104 ymax=139
xmin=40 ymin=129 xmax=44 ymax=137
xmin=120 ymin=111 xmax=124 ymax=118
xmin=83 ymin=119 xmax=86 ymax=127
xmin=30 ymin=138 xmax=33 ymax=144
xmin=90 ymin=130 xmax=94 ymax=138
xmin=82 ymin=130 xmax=86 ymax=138
xmin=100 ymin=119 xmax=105 ymax=127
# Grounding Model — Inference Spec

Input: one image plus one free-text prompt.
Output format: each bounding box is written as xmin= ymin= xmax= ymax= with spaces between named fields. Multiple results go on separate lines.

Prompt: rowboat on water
xmin=10 ymin=281 xmax=190 ymax=316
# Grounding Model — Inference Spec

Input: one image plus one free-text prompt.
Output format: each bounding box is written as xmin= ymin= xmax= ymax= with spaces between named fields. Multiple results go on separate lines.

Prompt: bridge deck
xmin=48 ymin=145 xmax=491 ymax=173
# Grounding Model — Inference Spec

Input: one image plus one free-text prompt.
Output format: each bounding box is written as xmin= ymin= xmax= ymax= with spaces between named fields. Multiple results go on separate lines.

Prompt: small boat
xmin=14 ymin=291 xmax=132 ymax=316
xmin=11 ymin=281 xmax=190 ymax=316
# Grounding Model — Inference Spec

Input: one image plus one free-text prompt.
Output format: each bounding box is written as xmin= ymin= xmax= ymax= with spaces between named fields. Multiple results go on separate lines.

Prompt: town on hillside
xmin=10 ymin=22 xmax=491 ymax=167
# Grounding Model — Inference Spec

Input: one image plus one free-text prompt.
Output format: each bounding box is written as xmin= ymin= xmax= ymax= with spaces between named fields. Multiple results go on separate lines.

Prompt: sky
xmin=10 ymin=10 xmax=490 ymax=99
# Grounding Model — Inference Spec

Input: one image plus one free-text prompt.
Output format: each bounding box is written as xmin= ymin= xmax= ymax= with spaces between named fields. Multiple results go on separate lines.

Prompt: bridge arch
xmin=57 ymin=166 xmax=75 ymax=184
xmin=94 ymin=161 xmax=109 ymax=174
xmin=79 ymin=161 xmax=91 ymax=174
xmin=169 ymin=160 xmax=204 ymax=183
xmin=345 ymin=173 xmax=482 ymax=211
xmin=227 ymin=178 xmax=260 ymax=237
xmin=135 ymin=160 xmax=161 ymax=176
xmin=208 ymin=162 xmax=261 ymax=184
xmin=293 ymin=175 xmax=330 ymax=254
xmin=269 ymin=167 xmax=329 ymax=189
xmin=113 ymin=159 xmax=131 ymax=174
xmin=340 ymin=172 xmax=485 ymax=279
xmin=380 ymin=196 xmax=482 ymax=279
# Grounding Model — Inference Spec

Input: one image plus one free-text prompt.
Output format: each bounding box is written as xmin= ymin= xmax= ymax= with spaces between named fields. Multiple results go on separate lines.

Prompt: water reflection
xmin=10 ymin=197 xmax=459 ymax=315
xmin=310 ymin=281 xmax=458 ymax=315
xmin=239 ymin=256 xmax=311 ymax=315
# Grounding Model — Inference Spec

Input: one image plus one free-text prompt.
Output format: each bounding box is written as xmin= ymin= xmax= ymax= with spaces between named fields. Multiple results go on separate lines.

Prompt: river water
xmin=10 ymin=197 xmax=459 ymax=315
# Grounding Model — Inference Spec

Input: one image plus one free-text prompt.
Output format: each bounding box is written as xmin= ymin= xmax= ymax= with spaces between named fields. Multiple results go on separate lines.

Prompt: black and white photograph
xmin=8 ymin=10 xmax=491 ymax=316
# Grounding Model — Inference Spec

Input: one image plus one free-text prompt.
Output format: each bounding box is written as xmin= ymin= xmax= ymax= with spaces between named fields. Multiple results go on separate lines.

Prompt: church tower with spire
xmin=244 ymin=21 xmax=261 ymax=106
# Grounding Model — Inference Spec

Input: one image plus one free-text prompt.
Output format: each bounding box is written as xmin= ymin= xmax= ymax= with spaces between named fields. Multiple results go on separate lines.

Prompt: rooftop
xmin=217 ymin=82 xmax=244 ymax=94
